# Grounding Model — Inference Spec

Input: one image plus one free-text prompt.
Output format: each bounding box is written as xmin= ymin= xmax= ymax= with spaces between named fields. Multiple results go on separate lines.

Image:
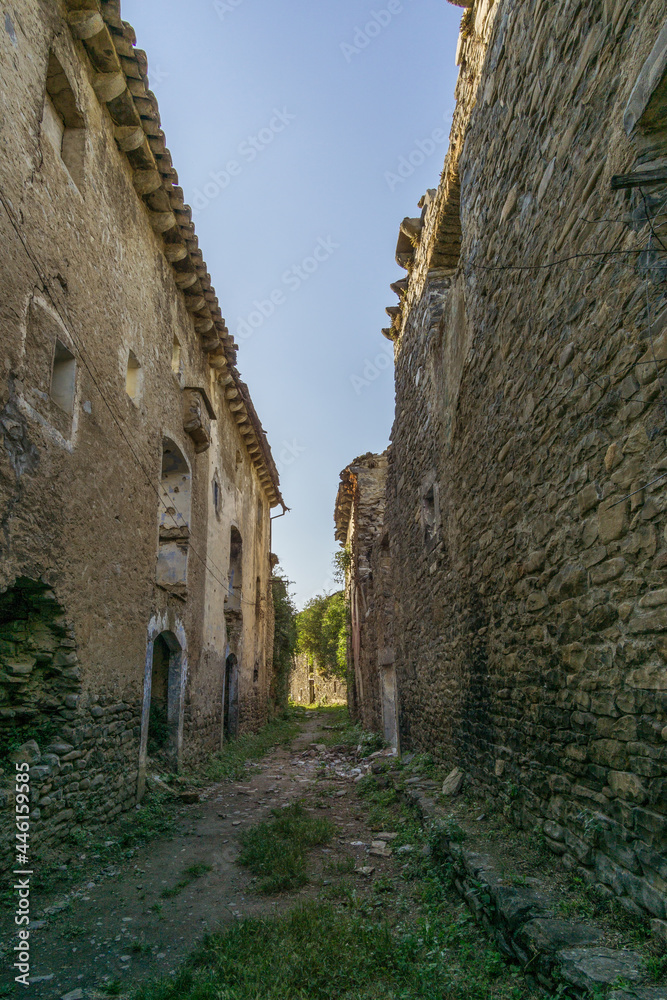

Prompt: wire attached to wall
xmin=463 ymin=186 xmax=667 ymax=512
xmin=0 ymin=184 xmax=265 ymax=613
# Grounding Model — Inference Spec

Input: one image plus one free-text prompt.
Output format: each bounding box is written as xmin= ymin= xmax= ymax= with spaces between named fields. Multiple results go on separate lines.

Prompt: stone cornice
xmin=65 ymin=0 xmax=283 ymax=508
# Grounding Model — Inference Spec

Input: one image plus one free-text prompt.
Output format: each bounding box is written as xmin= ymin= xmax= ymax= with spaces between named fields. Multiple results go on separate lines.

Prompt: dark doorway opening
xmin=224 ymin=653 xmax=239 ymax=739
xmin=147 ymin=631 xmax=182 ymax=769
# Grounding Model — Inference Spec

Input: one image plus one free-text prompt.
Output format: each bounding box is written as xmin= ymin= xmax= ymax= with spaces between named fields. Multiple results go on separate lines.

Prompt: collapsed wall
xmin=378 ymin=0 xmax=667 ymax=918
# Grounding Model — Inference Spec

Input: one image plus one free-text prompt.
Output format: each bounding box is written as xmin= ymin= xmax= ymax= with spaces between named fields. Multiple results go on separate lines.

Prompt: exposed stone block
xmin=557 ymin=948 xmax=644 ymax=992
xmin=608 ymin=771 xmax=648 ymax=804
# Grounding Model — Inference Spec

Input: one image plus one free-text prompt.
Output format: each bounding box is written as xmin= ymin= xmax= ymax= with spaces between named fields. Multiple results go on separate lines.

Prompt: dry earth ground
xmin=5 ymin=709 xmax=656 ymax=1000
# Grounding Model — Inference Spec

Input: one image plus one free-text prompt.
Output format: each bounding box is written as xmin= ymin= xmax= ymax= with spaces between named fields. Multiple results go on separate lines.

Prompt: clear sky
xmin=122 ymin=0 xmax=463 ymax=607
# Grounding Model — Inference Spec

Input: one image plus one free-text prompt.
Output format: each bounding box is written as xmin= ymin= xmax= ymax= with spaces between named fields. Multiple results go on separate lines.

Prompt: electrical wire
xmin=0 ymin=185 xmax=265 ymax=613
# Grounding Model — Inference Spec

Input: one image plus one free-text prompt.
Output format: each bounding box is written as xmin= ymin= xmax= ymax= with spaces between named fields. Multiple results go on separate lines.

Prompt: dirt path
xmin=1 ymin=712 xmax=396 ymax=999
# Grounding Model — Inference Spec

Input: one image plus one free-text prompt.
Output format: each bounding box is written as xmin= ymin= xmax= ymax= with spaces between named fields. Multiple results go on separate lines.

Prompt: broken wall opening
xmin=156 ymin=438 xmax=191 ymax=594
xmin=42 ymin=51 xmax=85 ymax=190
xmin=226 ymin=527 xmax=243 ymax=613
xmin=22 ymin=297 xmax=77 ymax=437
xmin=0 ymin=579 xmax=78 ymax=761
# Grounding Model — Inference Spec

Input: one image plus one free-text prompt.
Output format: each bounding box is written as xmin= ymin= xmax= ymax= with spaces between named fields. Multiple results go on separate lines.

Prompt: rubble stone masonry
xmin=347 ymin=0 xmax=667 ymax=919
xmin=0 ymin=0 xmax=282 ymax=862
xmin=335 ymin=454 xmax=392 ymax=739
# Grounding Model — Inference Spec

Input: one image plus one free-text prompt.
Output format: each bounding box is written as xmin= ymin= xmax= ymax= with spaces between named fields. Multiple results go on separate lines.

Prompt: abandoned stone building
xmin=289 ymin=653 xmax=346 ymax=707
xmin=339 ymin=0 xmax=667 ymax=920
xmin=334 ymin=453 xmax=394 ymax=742
xmin=0 ymin=0 xmax=284 ymax=859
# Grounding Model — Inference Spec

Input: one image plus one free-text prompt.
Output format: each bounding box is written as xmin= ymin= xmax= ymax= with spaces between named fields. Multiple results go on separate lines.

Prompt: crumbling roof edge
xmin=65 ymin=0 xmax=283 ymax=508
xmin=334 ymin=452 xmax=388 ymax=543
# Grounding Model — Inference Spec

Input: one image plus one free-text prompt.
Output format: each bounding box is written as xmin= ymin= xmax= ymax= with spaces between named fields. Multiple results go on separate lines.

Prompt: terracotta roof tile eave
xmin=65 ymin=0 xmax=284 ymax=508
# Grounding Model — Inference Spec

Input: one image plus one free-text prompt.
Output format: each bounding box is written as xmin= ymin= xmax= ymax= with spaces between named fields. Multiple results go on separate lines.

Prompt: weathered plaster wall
xmin=383 ymin=0 xmax=667 ymax=919
xmin=0 ymin=1 xmax=279 ymax=860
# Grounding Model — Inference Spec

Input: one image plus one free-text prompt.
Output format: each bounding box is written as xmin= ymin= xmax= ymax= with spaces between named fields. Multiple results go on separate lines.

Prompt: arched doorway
xmin=223 ymin=653 xmax=239 ymax=739
xmin=138 ymin=629 xmax=184 ymax=792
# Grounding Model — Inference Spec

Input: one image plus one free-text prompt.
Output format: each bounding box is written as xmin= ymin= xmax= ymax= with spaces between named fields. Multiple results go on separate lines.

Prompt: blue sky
xmin=122 ymin=0 xmax=462 ymax=607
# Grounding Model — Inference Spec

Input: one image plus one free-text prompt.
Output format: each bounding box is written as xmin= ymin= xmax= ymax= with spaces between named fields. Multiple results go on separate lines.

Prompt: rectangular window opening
xmin=171 ymin=336 xmax=182 ymax=377
xmin=50 ymin=340 xmax=76 ymax=414
xmin=126 ymin=350 xmax=142 ymax=402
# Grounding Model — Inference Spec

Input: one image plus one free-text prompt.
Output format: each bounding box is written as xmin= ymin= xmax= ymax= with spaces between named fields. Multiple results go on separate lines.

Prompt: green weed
xmin=645 ymin=951 xmax=667 ymax=982
xmin=132 ymin=900 xmax=540 ymax=1000
xmin=100 ymin=979 xmax=124 ymax=996
xmin=114 ymin=792 xmax=178 ymax=852
xmin=161 ymin=863 xmax=212 ymax=899
xmin=238 ymin=801 xmax=334 ymax=893
xmin=130 ymin=942 xmax=153 ymax=956
xmin=203 ymin=713 xmax=300 ymax=783
xmin=0 ymin=717 xmax=63 ymax=764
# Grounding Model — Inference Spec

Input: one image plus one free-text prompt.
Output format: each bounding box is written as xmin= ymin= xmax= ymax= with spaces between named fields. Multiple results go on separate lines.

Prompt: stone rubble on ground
xmin=441 ymin=767 xmax=465 ymax=797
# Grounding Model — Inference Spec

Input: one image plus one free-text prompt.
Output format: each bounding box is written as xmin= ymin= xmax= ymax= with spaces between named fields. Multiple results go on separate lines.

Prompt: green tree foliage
xmin=332 ymin=547 xmax=351 ymax=586
xmin=270 ymin=573 xmax=298 ymax=713
xmin=296 ymin=591 xmax=347 ymax=679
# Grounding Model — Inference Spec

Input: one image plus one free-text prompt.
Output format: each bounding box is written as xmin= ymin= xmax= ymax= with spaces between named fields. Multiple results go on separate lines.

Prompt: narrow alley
xmin=2 ymin=708 xmax=664 ymax=999
xmin=2 ymin=1 xmax=667 ymax=997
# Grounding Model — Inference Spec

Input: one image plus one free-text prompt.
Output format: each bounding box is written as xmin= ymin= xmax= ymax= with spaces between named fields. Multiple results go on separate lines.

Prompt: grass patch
xmin=161 ymin=863 xmax=212 ymax=899
xmin=238 ymin=802 xmax=334 ymax=893
xmin=116 ymin=792 xmax=179 ymax=850
xmin=101 ymin=979 xmax=124 ymax=996
xmin=204 ymin=713 xmax=300 ymax=783
xmin=133 ymin=899 xmax=541 ymax=1000
xmin=323 ymin=853 xmax=356 ymax=877
xmin=356 ymin=772 xmax=400 ymax=830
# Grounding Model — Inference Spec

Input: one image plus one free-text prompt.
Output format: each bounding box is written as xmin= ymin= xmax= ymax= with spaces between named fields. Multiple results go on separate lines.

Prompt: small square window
xmin=50 ymin=340 xmax=76 ymax=414
xmin=126 ymin=350 xmax=142 ymax=402
xmin=171 ymin=336 xmax=182 ymax=378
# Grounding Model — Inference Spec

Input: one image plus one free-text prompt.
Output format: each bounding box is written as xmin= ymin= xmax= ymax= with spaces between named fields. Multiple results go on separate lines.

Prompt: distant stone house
xmin=342 ymin=0 xmax=667 ymax=919
xmin=0 ymin=0 xmax=285 ymax=858
xmin=289 ymin=653 xmax=346 ymax=707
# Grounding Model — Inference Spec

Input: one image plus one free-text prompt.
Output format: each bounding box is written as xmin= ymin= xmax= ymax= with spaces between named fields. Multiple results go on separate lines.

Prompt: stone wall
xmin=361 ymin=0 xmax=667 ymax=919
xmin=335 ymin=453 xmax=391 ymax=738
xmin=289 ymin=654 xmax=347 ymax=706
xmin=0 ymin=0 xmax=282 ymax=862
